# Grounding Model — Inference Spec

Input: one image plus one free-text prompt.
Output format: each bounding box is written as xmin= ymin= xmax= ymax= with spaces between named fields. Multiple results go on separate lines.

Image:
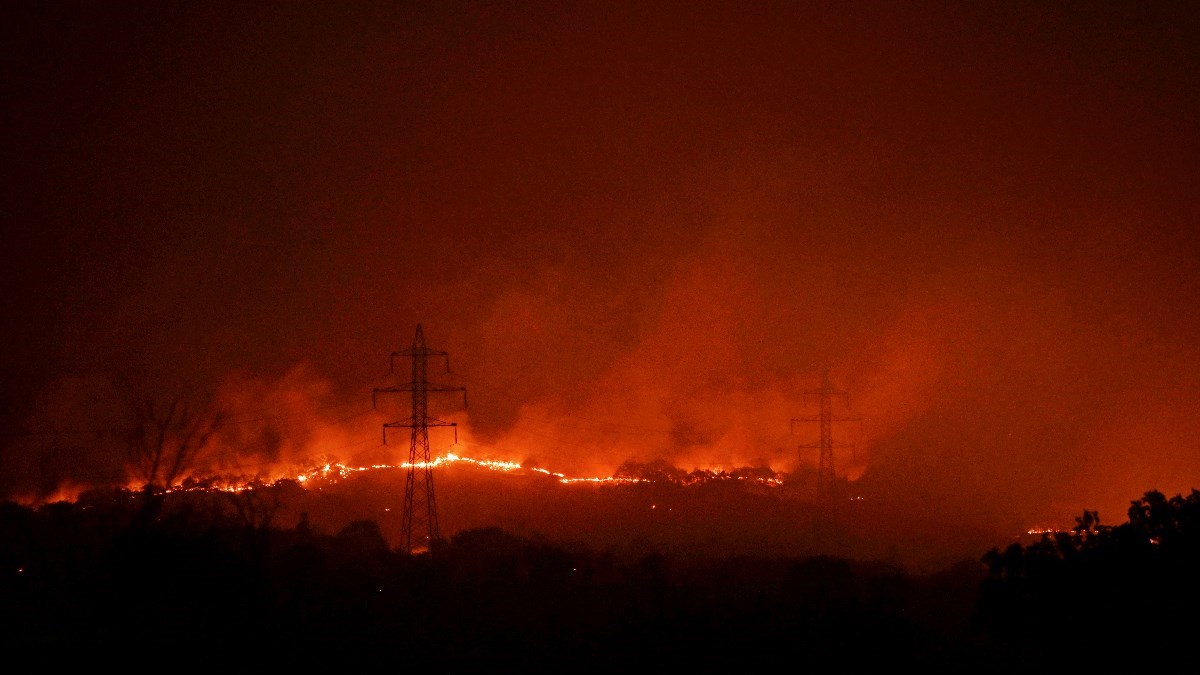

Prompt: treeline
xmin=0 ymin=486 xmax=1196 ymax=671
xmin=979 ymin=488 xmax=1200 ymax=669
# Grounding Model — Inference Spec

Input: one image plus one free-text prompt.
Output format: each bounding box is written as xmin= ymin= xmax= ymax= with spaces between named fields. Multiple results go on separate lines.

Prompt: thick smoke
xmin=3 ymin=3 xmax=1199 ymax=563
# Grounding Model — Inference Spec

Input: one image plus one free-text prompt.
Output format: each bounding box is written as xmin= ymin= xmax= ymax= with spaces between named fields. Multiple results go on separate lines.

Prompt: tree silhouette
xmin=979 ymin=487 xmax=1200 ymax=669
xmin=124 ymin=395 xmax=222 ymax=528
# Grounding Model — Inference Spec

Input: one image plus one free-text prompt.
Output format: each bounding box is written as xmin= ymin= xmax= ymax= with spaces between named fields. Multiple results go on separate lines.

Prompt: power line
xmin=791 ymin=369 xmax=861 ymax=518
xmin=372 ymin=324 xmax=467 ymax=555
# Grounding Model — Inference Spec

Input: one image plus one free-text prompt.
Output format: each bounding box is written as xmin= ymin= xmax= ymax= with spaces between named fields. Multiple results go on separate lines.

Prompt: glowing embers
xmin=288 ymin=453 xmax=650 ymax=487
xmin=428 ymin=453 xmax=521 ymax=472
xmin=125 ymin=450 xmax=788 ymax=497
xmin=527 ymin=466 xmax=644 ymax=484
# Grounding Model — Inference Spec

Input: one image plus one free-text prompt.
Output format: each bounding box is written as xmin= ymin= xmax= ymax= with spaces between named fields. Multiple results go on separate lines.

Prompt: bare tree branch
xmin=124 ymin=393 xmax=223 ymax=529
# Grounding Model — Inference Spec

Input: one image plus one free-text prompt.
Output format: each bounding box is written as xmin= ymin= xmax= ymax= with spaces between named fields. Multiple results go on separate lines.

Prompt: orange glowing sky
xmin=3 ymin=1 xmax=1200 ymax=560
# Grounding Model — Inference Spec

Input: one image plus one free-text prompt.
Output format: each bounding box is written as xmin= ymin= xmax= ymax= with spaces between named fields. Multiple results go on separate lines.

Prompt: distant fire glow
xmin=149 ymin=450 xmax=785 ymax=496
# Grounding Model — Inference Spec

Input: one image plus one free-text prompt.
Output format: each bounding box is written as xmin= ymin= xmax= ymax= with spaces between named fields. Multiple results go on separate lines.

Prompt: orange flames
xmin=146 ymin=450 xmax=785 ymax=497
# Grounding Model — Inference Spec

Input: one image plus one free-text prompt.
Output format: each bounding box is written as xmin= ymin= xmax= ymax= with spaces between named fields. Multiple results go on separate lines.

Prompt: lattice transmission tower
xmin=373 ymin=324 xmax=466 ymax=554
xmin=791 ymin=369 xmax=860 ymax=516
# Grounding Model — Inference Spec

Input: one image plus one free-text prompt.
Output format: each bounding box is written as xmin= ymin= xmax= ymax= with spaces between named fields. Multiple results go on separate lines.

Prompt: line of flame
xmin=157 ymin=451 xmax=784 ymax=495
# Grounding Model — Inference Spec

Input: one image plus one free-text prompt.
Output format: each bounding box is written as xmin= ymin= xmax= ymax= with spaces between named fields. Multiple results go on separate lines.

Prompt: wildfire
xmin=274 ymin=453 xmax=649 ymax=487
xmin=149 ymin=450 xmax=784 ymax=496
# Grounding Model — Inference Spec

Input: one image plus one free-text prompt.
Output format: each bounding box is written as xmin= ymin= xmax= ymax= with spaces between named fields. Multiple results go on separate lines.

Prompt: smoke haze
xmin=4 ymin=1 xmax=1199 ymax=561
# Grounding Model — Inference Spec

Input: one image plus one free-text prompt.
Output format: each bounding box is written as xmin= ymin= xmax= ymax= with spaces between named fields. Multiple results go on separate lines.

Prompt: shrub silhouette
xmin=979 ymin=488 xmax=1200 ymax=669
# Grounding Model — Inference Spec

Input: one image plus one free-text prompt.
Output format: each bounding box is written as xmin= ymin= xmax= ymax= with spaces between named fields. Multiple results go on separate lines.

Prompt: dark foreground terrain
xmin=1 ymin=485 xmax=1196 ymax=672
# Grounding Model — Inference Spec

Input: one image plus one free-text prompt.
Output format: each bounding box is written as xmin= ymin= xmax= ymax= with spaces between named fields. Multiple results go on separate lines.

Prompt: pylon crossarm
xmin=791 ymin=416 xmax=820 ymax=433
xmin=797 ymin=440 xmax=855 ymax=447
xmin=793 ymin=415 xmax=858 ymax=422
xmin=373 ymin=386 xmax=408 ymax=408
xmin=424 ymin=383 xmax=467 ymax=407
xmin=394 ymin=347 xmax=448 ymax=357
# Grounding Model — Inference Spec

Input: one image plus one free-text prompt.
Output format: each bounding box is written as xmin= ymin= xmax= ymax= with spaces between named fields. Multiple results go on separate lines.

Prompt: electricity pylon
xmin=373 ymin=324 xmax=466 ymax=554
xmin=791 ymin=369 xmax=860 ymax=516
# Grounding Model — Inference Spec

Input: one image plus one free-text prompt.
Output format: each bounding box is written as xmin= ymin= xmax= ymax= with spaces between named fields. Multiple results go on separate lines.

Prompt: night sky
xmin=3 ymin=1 xmax=1199 ymax=558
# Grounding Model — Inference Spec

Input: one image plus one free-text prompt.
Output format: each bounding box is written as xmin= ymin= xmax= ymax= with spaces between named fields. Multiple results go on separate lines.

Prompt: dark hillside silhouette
xmin=0 ymin=485 xmax=1196 ymax=671
xmin=979 ymin=488 xmax=1200 ymax=669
